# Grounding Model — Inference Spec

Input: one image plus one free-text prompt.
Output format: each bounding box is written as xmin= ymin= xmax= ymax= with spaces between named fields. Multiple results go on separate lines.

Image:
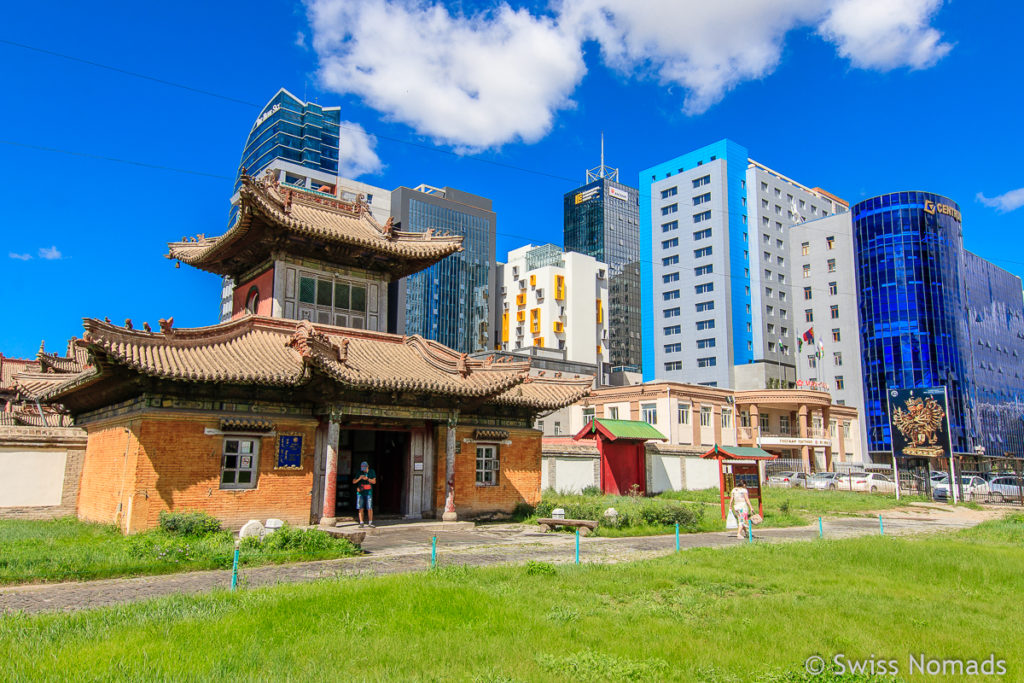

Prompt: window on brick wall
xmin=475 ymin=444 xmax=499 ymax=486
xmin=220 ymin=437 xmax=260 ymax=490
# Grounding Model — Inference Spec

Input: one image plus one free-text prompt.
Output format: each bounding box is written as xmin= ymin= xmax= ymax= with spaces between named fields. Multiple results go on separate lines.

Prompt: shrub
xmin=261 ymin=525 xmax=334 ymax=552
xmin=525 ymin=560 xmax=556 ymax=576
xmin=581 ymin=485 xmax=603 ymax=497
xmin=511 ymin=501 xmax=536 ymax=521
xmin=158 ymin=511 xmax=222 ymax=537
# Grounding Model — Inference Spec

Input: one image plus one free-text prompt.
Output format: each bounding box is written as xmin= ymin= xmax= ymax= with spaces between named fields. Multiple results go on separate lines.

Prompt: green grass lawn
xmin=526 ymin=487 xmax=929 ymax=537
xmin=0 ymin=517 xmax=360 ymax=585
xmin=3 ymin=515 xmax=1022 ymax=682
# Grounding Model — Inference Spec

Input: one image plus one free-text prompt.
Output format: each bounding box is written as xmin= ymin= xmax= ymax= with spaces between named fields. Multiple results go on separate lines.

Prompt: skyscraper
xmin=390 ymin=184 xmax=496 ymax=353
xmin=563 ymin=141 xmax=641 ymax=372
xmin=640 ymin=139 xmax=846 ymax=388
xmin=852 ymin=191 xmax=1024 ymax=459
xmin=221 ymin=89 xmax=391 ymax=321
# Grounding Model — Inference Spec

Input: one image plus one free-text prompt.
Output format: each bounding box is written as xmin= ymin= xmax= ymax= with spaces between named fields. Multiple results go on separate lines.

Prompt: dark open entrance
xmin=336 ymin=429 xmax=409 ymax=518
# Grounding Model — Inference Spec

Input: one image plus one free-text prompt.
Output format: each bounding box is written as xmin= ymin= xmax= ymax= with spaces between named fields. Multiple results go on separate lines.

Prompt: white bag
xmin=726 ymin=510 xmax=738 ymax=530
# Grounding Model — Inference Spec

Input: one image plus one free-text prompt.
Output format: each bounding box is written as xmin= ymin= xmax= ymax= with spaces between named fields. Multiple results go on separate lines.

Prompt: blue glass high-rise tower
xmin=853 ymin=191 xmax=1024 ymax=458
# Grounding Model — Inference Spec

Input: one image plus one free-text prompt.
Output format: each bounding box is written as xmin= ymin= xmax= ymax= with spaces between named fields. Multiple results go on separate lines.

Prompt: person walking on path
xmin=353 ymin=461 xmax=376 ymax=528
xmin=730 ymin=484 xmax=753 ymax=539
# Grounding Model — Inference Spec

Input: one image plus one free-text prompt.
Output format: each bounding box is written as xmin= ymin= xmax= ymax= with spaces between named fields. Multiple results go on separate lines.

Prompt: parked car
xmin=850 ymin=472 xmax=896 ymax=493
xmin=768 ymin=471 xmax=809 ymax=488
xmin=807 ymin=472 xmax=843 ymax=490
xmin=932 ymin=475 xmax=989 ymax=501
xmin=988 ymin=476 xmax=1024 ymax=502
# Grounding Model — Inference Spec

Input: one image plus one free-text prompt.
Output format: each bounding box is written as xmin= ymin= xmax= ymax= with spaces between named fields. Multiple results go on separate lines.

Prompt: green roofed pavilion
xmin=700 ymin=444 xmax=777 ymax=460
xmin=573 ymin=418 xmax=667 ymax=442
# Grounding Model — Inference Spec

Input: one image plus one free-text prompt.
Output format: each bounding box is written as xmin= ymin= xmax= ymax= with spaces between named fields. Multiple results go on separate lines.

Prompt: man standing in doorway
xmin=353 ymin=461 xmax=376 ymax=528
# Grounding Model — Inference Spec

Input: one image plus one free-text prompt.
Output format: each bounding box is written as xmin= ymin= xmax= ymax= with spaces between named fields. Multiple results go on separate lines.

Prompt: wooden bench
xmin=537 ymin=518 xmax=598 ymax=535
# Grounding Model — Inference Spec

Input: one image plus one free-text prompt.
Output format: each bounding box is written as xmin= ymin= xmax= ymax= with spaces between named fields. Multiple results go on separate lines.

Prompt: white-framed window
xmin=721 ymin=408 xmax=732 ymax=428
xmin=607 ymin=406 xmax=620 ymax=420
xmin=475 ymin=444 xmax=499 ymax=486
xmin=779 ymin=415 xmax=790 ymax=434
xmin=697 ymin=356 xmax=716 ymax=367
xmin=759 ymin=413 xmax=770 ymax=431
xmin=220 ymin=437 xmax=260 ymax=490
xmin=641 ymin=403 xmax=657 ymax=424
xmin=678 ymin=404 xmax=690 ymax=425
xmin=740 ymin=410 xmax=750 ymax=427
xmin=582 ymin=408 xmax=595 ymax=424
xmin=665 ymin=361 xmax=682 ymax=371
xmin=700 ymin=406 xmax=712 ymax=426
xmin=553 ymin=422 xmax=562 ymax=435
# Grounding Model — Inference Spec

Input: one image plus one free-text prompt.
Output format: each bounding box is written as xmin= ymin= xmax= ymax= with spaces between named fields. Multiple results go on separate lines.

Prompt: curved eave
xmin=167 ymin=180 xmax=463 ymax=277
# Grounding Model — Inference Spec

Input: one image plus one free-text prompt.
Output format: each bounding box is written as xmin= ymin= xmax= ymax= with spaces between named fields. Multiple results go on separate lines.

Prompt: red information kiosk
xmin=573 ymin=418 xmax=667 ymax=495
xmin=701 ymin=444 xmax=777 ymax=519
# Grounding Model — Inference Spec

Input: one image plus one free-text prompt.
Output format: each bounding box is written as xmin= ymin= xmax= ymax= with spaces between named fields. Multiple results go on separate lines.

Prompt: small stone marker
xmin=265 ymin=519 xmax=284 ymax=533
xmin=239 ymin=519 xmax=265 ymax=539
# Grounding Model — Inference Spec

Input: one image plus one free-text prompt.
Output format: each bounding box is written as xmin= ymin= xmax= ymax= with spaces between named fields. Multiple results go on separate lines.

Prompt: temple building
xmin=171 ymin=171 xmax=463 ymax=332
xmin=33 ymin=172 xmax=590 ymax=532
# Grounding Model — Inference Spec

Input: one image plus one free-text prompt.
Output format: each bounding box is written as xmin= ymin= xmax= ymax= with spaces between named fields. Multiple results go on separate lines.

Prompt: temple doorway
xmin=336 ymin=429 xmax=410 ymax=518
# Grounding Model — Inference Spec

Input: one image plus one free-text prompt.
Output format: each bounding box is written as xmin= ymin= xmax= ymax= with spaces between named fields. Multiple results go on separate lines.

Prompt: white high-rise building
xmin=500 ymin=244 xmax=609 ymax=368
xmin=789 ymin=212 xmax=869 ymax=459
xmin=640 ymin=139 xmax=848 ymax=389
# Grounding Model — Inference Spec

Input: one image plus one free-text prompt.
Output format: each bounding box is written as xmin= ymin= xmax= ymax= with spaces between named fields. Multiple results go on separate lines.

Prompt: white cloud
xmin=819 ymin=0 xmax=952 ymax=70
xmin=560 ymin=0 xmax=823 ymax=114
xmin=306 ymin=0 xmax=586 ymax=149
xmin=8 ymin=252 xmax=32 ymax=261
xmin=305 ymin=0 xmax=952 ymax=146
xmin=977 ymin=188 xmax=1024 ymax=213
xmin=38 ymin=246 xmax=63 ymax=260
xmin=337 ymin=121 xmax=384 ymax=177
xmin=295 ymin=31 xmax=308 ymax=49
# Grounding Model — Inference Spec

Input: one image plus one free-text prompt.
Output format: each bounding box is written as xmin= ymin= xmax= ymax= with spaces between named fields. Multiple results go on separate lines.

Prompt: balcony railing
xmin=738 ymin=427 xmax=831 ymax=441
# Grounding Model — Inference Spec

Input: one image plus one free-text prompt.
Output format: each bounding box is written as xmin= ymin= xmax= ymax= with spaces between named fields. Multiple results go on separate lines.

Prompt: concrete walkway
xmin=0 ymin=505 xmax=990 ymax=615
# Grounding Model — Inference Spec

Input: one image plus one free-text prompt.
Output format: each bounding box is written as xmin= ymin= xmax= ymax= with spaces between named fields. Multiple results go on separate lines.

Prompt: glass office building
xmin=235 ymin=89 xmax=340 ymax=190
xmin=564 ymin=177 xmax=641 ymax=371
xmin=853 ymin=191 xmax=1024 ymax=457
xmin=962 ymin=251 xmax=1024 ymax=456
xmin=391 ymin=185 xmax=496 ymax=354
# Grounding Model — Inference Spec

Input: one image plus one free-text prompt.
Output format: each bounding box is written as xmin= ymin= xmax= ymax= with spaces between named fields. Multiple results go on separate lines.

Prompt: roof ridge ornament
xmin=457 ymin=353 xmax=470 ymax=378
xmin=158 ymin=317 xmax=175 ymax=335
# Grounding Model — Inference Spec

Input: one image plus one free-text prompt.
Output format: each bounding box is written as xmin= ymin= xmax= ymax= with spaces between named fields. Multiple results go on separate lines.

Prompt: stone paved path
xmin=0 ymin=506 xmax=987 ymax=615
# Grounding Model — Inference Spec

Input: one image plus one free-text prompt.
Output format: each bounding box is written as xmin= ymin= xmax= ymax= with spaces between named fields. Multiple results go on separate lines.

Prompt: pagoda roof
xmin=0 ymin=357 xmax=38 ymax=391
xmin=36 ymin=338 xmax=89 ymax=374
xmin=39 ymin=316 xmax=591 ymax=415
xmin=167 ymin=173 xmax=464 ymax=279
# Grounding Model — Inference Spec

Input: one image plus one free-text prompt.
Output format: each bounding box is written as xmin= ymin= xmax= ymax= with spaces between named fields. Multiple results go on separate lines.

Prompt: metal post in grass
xmin=575 ymin=528 xmax=580 ymax=565
xmin=819 ymin=517 xmax=823 ymax=538
xmin=879 ymin=515 xmax=884 ymax=536
xmin=675 ymin=522 xmax=680 ymax=552
xmin=747 ymin=518 xmax=753 ymax=544
xmin=431 ymin=535 xmax=437 ymax=568
xmin=231 ymin=539 xmax=240 ymax=591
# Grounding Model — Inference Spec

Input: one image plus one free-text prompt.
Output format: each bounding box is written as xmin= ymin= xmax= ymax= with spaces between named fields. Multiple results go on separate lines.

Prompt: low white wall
xmin=683 ymin=457 xmax=721 ymax=490
xmin=543 ymin=456 xmax=598 ymax=494
xmin=0 ymin=448 xmax=67 ymax=507
xmin=649 ymin=454 xmax=682 ymax=494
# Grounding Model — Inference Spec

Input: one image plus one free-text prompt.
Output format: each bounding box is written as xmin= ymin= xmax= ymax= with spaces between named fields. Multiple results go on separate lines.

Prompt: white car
xmin=768 ymin=471 xmax=809 ymax=488
xmin=850 ymin=472 xmax=896 ymax=493
xmin=988 ymin=476 xmax=1024 ymax=503
xmin=932 ymin=475 xmax=989 ymax=501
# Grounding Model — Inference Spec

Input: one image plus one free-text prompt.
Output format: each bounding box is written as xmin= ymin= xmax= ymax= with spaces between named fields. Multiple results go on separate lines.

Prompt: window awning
xmin=474 ymin=428 xmax=509 ymax=440
xmin=220 ymin=418 xmax=275 ymax=433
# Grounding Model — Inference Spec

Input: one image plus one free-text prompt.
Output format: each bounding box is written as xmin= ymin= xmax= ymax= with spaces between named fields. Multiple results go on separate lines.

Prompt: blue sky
xmin=2 ymin=0 xmax=1022 ymax=358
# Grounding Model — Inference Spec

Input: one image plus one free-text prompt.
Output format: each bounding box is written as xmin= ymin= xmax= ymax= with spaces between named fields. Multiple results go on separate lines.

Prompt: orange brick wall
xmin=77 ymin=419 xmax=141 ymax=527
xmin=78 ymin=413 xmax=317 ymax=533
xmin=433 ymin=425 xmax=541 ymax=517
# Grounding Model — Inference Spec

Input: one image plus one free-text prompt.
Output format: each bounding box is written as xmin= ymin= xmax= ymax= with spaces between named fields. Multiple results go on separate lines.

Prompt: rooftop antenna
xmin=586 ymin=132 xmax=619 ymax=183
